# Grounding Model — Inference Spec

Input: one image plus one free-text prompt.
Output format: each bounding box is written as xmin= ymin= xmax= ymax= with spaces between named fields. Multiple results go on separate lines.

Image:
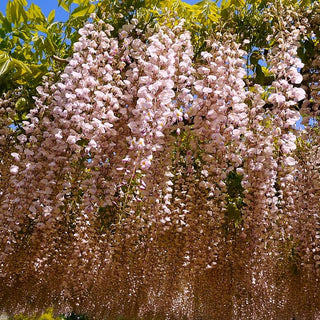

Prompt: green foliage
xmin=225 ymin=169 xmax=244 ymax=228
xmin=11 ymin=309 xmax=63 ymax=320
xmin=0 ymin=0 xmax=96 ymax=101
xmin=9 ymin=311 xmax=91 ymax=320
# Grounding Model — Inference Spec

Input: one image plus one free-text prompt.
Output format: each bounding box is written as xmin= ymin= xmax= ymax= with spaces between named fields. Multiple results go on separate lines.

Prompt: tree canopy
xmin=1 ymin=0 xmax=320 ymax=319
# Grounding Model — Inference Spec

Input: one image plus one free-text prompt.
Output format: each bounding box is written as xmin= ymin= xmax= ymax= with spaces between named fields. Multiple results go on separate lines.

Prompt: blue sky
xmin=0 ymin=0 xmax=201 ymax=21
xmin=0 ymin=0 xmax=68 ymax=20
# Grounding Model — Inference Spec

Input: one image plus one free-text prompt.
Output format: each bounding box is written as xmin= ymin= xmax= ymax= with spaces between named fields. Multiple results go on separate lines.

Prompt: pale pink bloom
xmin=122 ymin=156 xmax=131 ymax=163
xmin=155 ymin=131 xmax=164 ymax=138
xmin=106 ymin=110 xmax=118 ymax=122
xmin=201 ymin=52 xmax=212 ymax=60
xmin=17 ymin=134 xmax=27 ymax=143
xmin=288 ymin=68 xmax=303 ymax=84
xmin=10 ymin=165 xmax=19 ymax=174
xmin=70 ymin=71 xmax=82 ymax=81
xmin=65 ymin=92 xmax=77 ymax=100
xmin=233 ymin=103 xmax=246 ymax=112
xmin=284 ymin=156 xmax=296 ymax=166
xmin=54 ymin=129 xmax=63 ymax=139
xmin=137 ymin=138 xmax=145 ymax=149
xmin=268 ymin=93 xmax=286 ymax=105
xmin=29 ymin=205 xmax=37 ymax=213
xmin=232 ymin=129 xmax=241 ymax=139
xmin=159 ymin=89 xmax=175 ymax=104
xmin=75 ymin=88 xmax=90 ymax=97
xmin=203 ymin=87 xmax=213 ymax=94
xmin=207 ymin=75 xmax=217 ymax=82
xmin=285 ymin=109 xmax=301 ymax=126
xmin=67 ymin=135 xmax=77 ymax=145
xmin=88 ymin=139 xmax=97 ymax=148
xmin=140 ymin=155 xmax=153 ymax=170
xmin=74 ymin=41 xmax=84 ymax=51
xmin=236 ymin=168 xmax=244 ymax=175
xmin=291 ymin=87 xmax=305 ymax=102
xmin=194 ymin=84 xmax=203 ymax=92
xmin=174 ymin=108 xmax=183 ymax=120
xmin=11 ymin=152 xmax=20 ymax=161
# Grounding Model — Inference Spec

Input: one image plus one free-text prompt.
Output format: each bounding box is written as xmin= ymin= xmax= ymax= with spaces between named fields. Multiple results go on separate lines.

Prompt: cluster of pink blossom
xmin=239 ymin=13 xmax=307 ymax=262
xmin=0 ymin=7 xmax=320 ymax=320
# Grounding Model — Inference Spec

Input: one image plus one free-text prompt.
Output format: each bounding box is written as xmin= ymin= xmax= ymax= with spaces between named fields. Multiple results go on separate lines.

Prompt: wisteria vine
xmin=1 ymin=5 xmax=320 ymax=320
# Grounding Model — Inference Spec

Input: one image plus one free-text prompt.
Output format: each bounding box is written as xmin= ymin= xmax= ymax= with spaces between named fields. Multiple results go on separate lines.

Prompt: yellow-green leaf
xmin=48 ymin=9 xmax=55 ymax=23
xmin=232 ymin=0 xmax=245 ymax=6
xmin=44 ymin=37 xmax=55 ymax=52
xmin=145 ymin=0 xmax=160 ymax=7
xmin=58 ymin=0 xmax=70 ymax=12
xmin=16 ymin=0 xmax=27 ymax=6
xmin=6 ymin=1 xmax=15 ymax=24
xmin=15 ymin=97 xmax=27 ymax=111
xmin=72 ymin=0 xmax=90 ymax=4
xmin=208 ymin=13 xmax=218 ymax=22
xmin=28 ymin=3 xmax=46 ymax=22
xmin=0 ymin=51 xmax=9 ymax=63
xmin=17 ymin=3 xmax=28 ymax=24
xmin=12 ymin=58 xmax=32 ymax=74
xmin=29 ymin=64 xmax=46 ymax=79
xmin=220 ymin=0 xmax=232 ymax=9
xmin=34 ymin=24 xmax=48 ymax=33
xmin=180 ymin=2 xmax=194 ymax=10
xmin=0 ymin=58 xmax=11 ymax=77
xmin=71 ymin=4 xmax=95 ymax=18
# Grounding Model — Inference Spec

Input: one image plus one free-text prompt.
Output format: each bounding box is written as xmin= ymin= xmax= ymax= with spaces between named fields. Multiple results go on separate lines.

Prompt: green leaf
xmin=47 ymin=21 xmax=60 ymax=31
xmin=0 ymin=13 xmax=12 ymax=32
xmin=250 ymin=50 xmax=261 ymax=66
xmin=72 ymin=0 xmax=89 ymax=4
xmin=255 ymin=64 xmax=275 ymax=86
xmin=255 ymin=64 xmax=264 ymax=85
xmin=9 ymin=0 xmax=29 ymax=25
xmin=18 ymin=6 xmax=28 ymax=24
xmin=44 ymin=37 xmax=55 ymax=53
xmin=48 ymin=10 xmax=55 ymax=23
xmin=58 ymin=0 xmax=70 ymax=12
xmin=145 ymin=0 xmax=160 ymax=7
xmin=29 ymin=64 xmax=46 ymax=79
xmin=207 ymin=13 xmax=218 ymax=22
xmin=16 ymin=0 xmax=27 ymax=6
xmin=12 ymin=58 xmax=32 ymax=74
xmin=11 ymin=30 xmax=29 ymax=41
xmin=195 ymin=0 xmax=219 ymax=22
xmin=0 ymin=51 xmax=9 ymax=63
xmin=15 ymin=97 xmax=27 ymax=111
xmin=34 ymin=24 xmax=48 ymax=33
xmin=231 ymin=0 xmax=245 ymax=6
xmin=297 ymin=46 xmax=306 ymax=64
xmin=71 ymin=4 xmax=95 ymax=18
xmin=28 ymin=3 xmax=46 ymax=22
xmin=0 ymin=58 xmax=11 ymax=77
xmin=6 ymin=1 xmax=14 ymax=24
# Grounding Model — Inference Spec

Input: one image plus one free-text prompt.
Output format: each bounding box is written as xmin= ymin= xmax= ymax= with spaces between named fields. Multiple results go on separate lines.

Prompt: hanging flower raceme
xmin=123 ymin=19 xmax=194 ymax=172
